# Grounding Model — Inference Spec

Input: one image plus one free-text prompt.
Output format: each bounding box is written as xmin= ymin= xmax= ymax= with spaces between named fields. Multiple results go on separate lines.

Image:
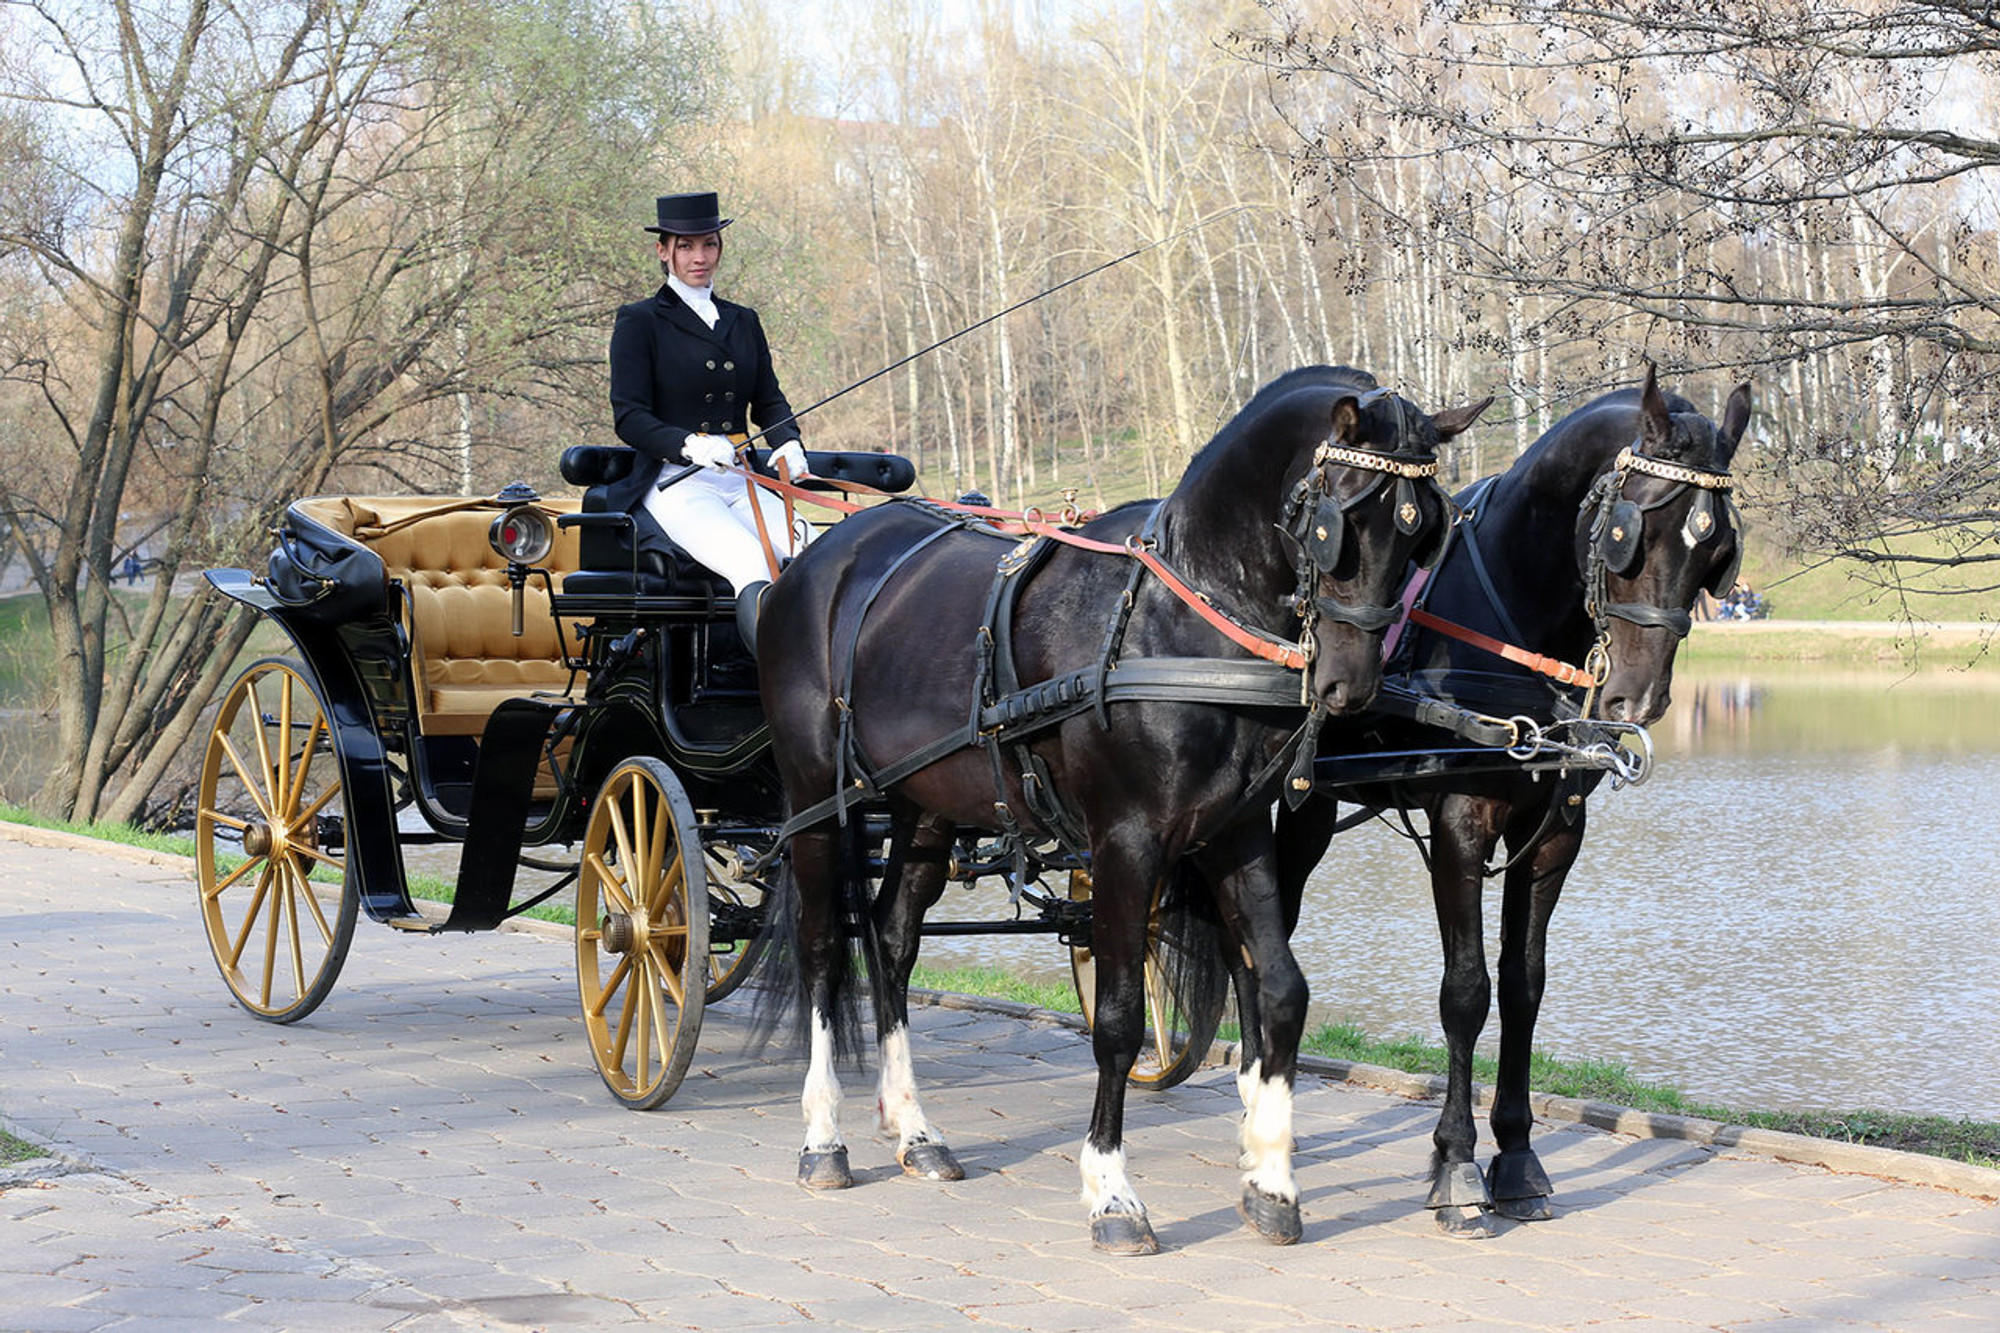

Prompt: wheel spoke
xmin=292 ymin=776 xmax=343 ymax=828
xmin=205 ymin=850 xmax=262 ymax=899
xmin=590 ymin=953 xmax=634 ymax=1018
xmin=651 ymin=935 xmax=687 ymax=1008
xmin=633 ymin=957 xmax=652 ymax=1089
xmin=609 ymin=964 xmax=638 ymax=1069
xmin=646 ymin=850 xmax=685 ymax=921
xmin=608 ymin=791 xmax=637 ymax=888
xmin=225 ymin=863 xmax=276 ymax=966
xmin=259 ymin=862 xmax=284 ymax=1008
xmin=285 ymin=716 xmax=326 ymax=821
xmin=638 ymin=787 xmax=665 ymax=890
xmin=246 ymin=677 xmax=280 ymax=815
xmin=282 ymin=860 xmax=307 ymax=998
xmin=275 ymin=674 xmax=295 ymax=816
xmin=291 ymin=853 xmax=335 ymax=945
xmin=216 ymin=735 xmax=273 ymax=823
xmin=643 ymin=959 xmax=673 ymax=1080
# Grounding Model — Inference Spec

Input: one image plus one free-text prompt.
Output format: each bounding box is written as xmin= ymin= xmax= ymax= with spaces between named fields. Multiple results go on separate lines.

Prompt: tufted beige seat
xmin=293 ymin=496 xmax=585 ymax=736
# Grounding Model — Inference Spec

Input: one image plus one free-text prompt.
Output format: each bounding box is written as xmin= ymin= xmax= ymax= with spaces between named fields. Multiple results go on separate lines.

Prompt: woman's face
xmin=660 ymin=232 xmax=722 ymax=287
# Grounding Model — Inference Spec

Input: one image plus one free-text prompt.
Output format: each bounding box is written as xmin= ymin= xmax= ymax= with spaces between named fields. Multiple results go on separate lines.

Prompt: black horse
xmin=1256 ymin=365 xmax=1750 ymax=1236
xmin=757 ymin=366 xmax=1489 ymax=1253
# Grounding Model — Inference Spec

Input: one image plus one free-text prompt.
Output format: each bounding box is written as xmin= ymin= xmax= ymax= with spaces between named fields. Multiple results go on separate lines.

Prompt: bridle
xmin=1578 ymin=443 xmax=1739 ymax=663
xmin=1281 ymin=388 xmax=1452 ymax=651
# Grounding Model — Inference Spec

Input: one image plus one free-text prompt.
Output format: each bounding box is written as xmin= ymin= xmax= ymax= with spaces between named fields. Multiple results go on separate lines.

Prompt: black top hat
xmin=646 ymin=192 xmax=733 ymax=236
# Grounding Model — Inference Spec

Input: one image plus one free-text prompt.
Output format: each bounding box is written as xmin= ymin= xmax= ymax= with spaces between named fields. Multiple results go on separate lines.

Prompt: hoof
xmin=898 ymin=1141 xmax=965 ymax=1181
xmin=798 ymin=1147 xmax=852 ymax=1190
xmin=1090 ymin=1212 xmax=1161 ymax=1255
xmin=1486 ymin=1149 xmax=1553 ymax=1211
xmin=1494 ymin=1193 xmax=1554 ymax=1223
xmin=1238 ymin=1187 xmax=1303 ymax=1245
xmin=1433 ymin=1203 xmax=1497 ymax=1239
xmin=1427 ymin=1156 xmax=1493 ymax=1210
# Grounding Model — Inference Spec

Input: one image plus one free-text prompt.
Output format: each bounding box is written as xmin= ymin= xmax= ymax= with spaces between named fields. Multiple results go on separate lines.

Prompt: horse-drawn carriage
xmin=195 ymin=363 xmax=1747 ymax=1251
xmin=195 ymin=441 xmax=1216 ymax=1108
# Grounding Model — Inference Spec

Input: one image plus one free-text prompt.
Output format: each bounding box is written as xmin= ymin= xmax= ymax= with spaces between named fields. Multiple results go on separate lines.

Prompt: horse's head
xmin=1579 ymin=365 xmax=1752 ymax=723
xmin=1292 ymin=381 xmax=1491 ymax=713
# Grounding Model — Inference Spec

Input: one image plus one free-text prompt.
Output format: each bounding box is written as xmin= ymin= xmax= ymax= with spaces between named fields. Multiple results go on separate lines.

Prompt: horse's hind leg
xmin=871 ymin=806 xmax=964 ymax=1181
xmin=793 ymin=826 xmax=855 ymax=1190
xmin=1488 ymin=807 xmax=1584 ymax=1222
xmin=1076 ymin=831 xmax=1169 ymax=1254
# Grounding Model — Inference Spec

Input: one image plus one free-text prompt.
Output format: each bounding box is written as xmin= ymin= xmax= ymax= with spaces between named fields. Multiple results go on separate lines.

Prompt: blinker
xmin=1701 ymin=494 xmax=1744 ymax=596
xmin=1597 ymin=499 xmax=1643 ymax=575
xmin=1304 ymin=497 xmax=1345 ymax=572
xmin=1682 ymin=488 xmax=1719 ymax=546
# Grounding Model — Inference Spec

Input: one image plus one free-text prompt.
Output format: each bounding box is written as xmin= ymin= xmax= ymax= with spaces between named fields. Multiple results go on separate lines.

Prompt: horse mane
xmin=1177 ymin=365 xmax=1379 ymax=486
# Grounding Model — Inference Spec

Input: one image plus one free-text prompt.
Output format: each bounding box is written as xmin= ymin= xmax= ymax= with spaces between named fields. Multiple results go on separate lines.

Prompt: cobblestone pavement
xmin=3 ymin=831 xmax=1998 ymax=1331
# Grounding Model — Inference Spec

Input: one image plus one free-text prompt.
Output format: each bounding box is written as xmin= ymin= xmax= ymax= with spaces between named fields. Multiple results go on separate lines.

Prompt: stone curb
xmin=8 ymin=819 xmax=1999 ymax=1202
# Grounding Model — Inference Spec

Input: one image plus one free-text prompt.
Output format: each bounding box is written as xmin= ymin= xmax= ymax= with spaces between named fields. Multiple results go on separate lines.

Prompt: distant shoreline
xmin=1684 ymin=618 xmax=1996 ymax=674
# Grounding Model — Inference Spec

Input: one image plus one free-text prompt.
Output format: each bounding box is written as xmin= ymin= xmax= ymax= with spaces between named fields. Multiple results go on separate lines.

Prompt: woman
xmin=606 ymin=190 xmax=811 ymax=649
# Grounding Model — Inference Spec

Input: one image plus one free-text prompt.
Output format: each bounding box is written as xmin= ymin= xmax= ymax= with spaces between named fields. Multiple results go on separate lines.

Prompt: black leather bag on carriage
xmin=264 ymin=510 xmax=388 ymax=624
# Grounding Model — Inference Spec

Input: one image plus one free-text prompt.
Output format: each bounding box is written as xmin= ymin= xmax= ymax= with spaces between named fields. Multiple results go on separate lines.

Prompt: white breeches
xmin=643 ymin=467 xmax=814 ymax=593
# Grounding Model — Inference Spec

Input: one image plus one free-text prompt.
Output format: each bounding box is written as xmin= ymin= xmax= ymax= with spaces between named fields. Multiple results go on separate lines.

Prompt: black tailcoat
xmin=603 ymin=286 xmax=803 ymax=527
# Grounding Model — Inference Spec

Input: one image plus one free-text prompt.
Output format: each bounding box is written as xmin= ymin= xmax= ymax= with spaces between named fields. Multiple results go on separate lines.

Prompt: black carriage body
xmin=203 ymin=449 xmax=914 ymax=932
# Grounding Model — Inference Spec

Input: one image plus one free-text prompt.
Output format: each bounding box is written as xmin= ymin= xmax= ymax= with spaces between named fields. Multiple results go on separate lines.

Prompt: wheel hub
xmin=602 ymin=912 xmax=635 ymax=954
xmin=243 ymin=822 xmax=275 ymax=858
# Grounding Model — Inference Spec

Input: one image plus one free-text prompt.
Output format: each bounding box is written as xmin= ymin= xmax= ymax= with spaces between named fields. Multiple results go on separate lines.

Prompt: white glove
xmin=683 ymin=433 xmax=737 ymax=470
xmin=769 ymin=440 xmax=809 ymax=478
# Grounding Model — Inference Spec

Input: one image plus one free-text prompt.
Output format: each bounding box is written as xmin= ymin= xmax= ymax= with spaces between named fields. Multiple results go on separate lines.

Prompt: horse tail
xmin=1154 ymin=860 xmax=1233 ymax=1061
xmin=744 ymin=820 xmax=874 ymax=1070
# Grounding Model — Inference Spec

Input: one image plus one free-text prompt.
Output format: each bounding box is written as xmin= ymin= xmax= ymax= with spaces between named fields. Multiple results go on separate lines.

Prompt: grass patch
xmin=1682 ymin=624 xmax=1997 ymax=674
xmin=909 ymin=962 xmax=1082 ymax=1014
xmin=11 ymin=812 xmax=1998 ymax=1172
xmin=0 ymin=1126 xmax=45 ymax=1167
xmin=1303 ymin=1020 xmax=2000 ymax=1169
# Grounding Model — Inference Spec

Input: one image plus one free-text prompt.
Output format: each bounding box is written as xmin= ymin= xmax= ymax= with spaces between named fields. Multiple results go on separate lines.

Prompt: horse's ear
xmin=1716 ymin=381 xmax=1752 ymax=467
xmin=1330 ymin=394 xmax=1363 ymax=444
xmin=1639 ymin=362 xmax=1671 ymax=451
xmin=1431 ymin=396 xmax=1493 ymax=441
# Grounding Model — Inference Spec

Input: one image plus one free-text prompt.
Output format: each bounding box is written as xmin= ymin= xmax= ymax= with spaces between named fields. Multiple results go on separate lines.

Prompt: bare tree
xmin=1237 ymin=0 xmax=2000 ymax=595
xmin=0 ymin=0 xmax=702 ymax=822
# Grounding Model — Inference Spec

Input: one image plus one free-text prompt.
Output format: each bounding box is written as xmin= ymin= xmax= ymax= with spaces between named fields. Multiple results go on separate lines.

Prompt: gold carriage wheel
xmin=1067 ymin=870 xmax=1221 ymax=1091
xmin=195 ymin=656 xmax=358 ymax=1023
xmin=576 ymin=757 xmax=709 ymax=1110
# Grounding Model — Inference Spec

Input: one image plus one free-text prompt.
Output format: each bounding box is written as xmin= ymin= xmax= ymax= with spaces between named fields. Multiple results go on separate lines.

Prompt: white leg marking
xmin=1240 ymin=1074 xmax=1297 ymax=1202
xmin=1236 ymin=1058 xmax=1263 ymax=1168
xmin=1080 ymin=1143 xmax=1146 ymax=1219
xmin=801 ymin=1009 xmax=845 ymax=1153
xmin=877 ymin=1024 xmax=945 ymax=1152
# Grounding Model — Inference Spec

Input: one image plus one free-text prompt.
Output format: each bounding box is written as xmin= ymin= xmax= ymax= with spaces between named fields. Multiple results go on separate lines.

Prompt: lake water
xmin=6 ymin=663 xmax=1996 ymax=1119
xmin=915 ymin=666 xmax=2000 ymax=1121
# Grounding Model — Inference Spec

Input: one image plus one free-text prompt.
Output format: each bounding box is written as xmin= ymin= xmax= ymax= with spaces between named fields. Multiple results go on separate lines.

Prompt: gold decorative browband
xmin=1314 ymin=441 xmax=1440 ymax=479
xmin=1614 ymin=446 xmax=1732 ymax=492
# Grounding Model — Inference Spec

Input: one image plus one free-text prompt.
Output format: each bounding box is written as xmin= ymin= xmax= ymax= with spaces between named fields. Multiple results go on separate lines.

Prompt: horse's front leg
xmin=1078 ymin=830 xmax=1170 ymax=1254
xmin=1197 ymin=821 xmax=1310 ymax=1245
xmin=870 ymin=807 xmax=964 ymax=1181
xmin=1427 ymin=792 xmax=1503 ymax=1237
xmin=1222 ymin=795 xmax=1339 ymax=1108
xmin=1488 ymin=801 xmax=1584 ymax=1222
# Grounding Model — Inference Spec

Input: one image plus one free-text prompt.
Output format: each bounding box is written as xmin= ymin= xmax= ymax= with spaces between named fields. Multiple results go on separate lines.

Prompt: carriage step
xmin=385 ymin=914 xmax=445 ymax=933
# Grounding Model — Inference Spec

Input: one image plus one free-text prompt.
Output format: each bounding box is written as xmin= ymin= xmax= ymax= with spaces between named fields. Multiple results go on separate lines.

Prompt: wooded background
xmin=1 ymin=0 xmax=1994 ymax=822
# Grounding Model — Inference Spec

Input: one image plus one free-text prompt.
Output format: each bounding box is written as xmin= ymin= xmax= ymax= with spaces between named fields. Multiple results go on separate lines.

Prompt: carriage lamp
xmin=489 ymin=501 xmax=555 ymax=638
xmin=489 ymin=504 xmax=554 ymax=566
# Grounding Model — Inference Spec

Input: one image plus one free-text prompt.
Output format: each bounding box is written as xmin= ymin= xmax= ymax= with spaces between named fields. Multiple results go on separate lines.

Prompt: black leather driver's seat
xmin=556 ymin=445 xmax=919 ymax=597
